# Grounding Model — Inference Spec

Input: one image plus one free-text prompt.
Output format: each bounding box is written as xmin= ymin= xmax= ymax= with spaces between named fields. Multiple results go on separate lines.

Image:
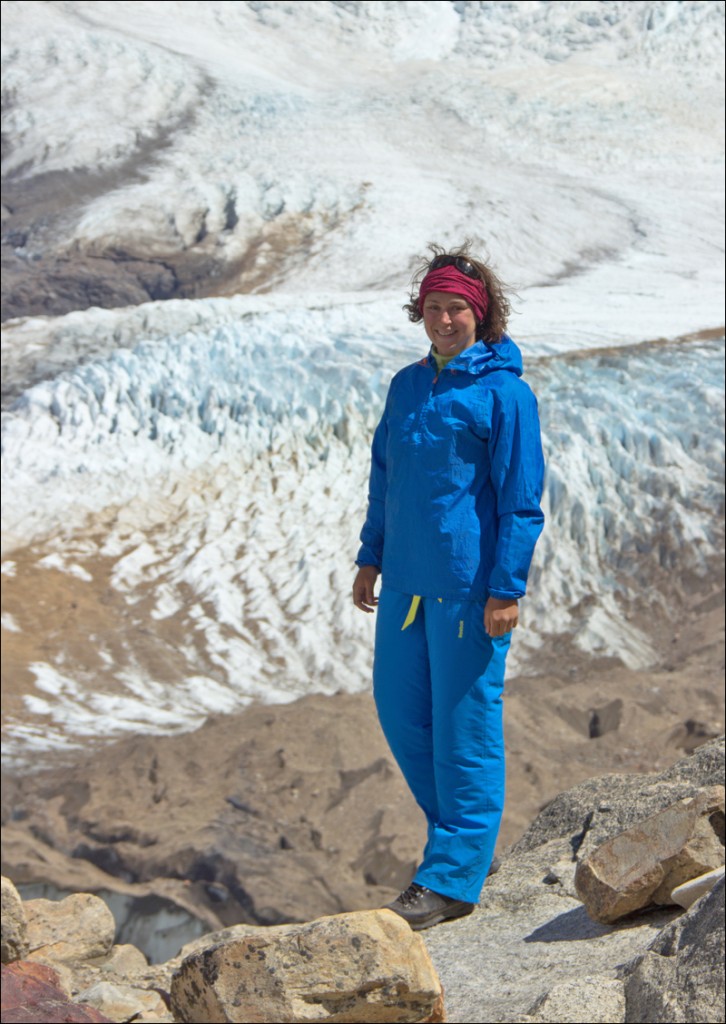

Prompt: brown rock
xmin=170 ymin=908 xmax=445 ymax=1023
xmin=1 ymin=876 xmax=29 ymax=963
xmin=575 ymin=786 xmax=724 ymax=923
xmin=650 ymin=807 xmax=724 ymax=902
xmin=0 ymin=961 xmax=113 ymax=1023
xmin=24 ymin=893 xmax=116 ymax=963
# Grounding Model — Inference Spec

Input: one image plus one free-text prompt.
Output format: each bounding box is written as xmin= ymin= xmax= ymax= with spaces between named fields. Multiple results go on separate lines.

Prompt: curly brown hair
xmin=403 ymin=241 xmax=511 ymax=342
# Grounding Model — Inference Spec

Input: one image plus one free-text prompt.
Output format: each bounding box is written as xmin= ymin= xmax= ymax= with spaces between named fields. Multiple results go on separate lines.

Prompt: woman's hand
xmin=353 ymin=565 xmax=380 ymax=612
xmin=484 ymin=596 xmax=519 ymax=637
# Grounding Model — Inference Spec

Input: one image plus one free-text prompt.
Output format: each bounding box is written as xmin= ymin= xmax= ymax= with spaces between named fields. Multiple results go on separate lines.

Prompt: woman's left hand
xmin=484 ymin=597 xmax=519 ymax=637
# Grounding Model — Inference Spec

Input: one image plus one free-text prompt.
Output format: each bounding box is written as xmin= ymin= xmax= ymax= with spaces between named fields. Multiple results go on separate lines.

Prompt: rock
xmin=622 ymin=876 xmax=725 ymax=1023
xmin=421 ymin=892 xmax=674 ymax=1024
xmin=526 ymin=976 xmax=626 ymax=1023
xmin=95 ymin=943 xmax=149 ymax=975
xmin=3 ymin=741 xmax=724 ymax=1024
xmin=76 ymin=980 xmax=169 ymax=1022
xmin=574 ymin=786 xmax=724 ymax=923
xmin=511 ymin=737 xmax=725 ymax=861
xmin=175 ymin=921 xmax=302 ymax=962
xmin=1 ymin=876 xmax=29 ymax=962
xmin=24 ymin=893 xmax=116 ymax=962
xmin=670 ymin=864 xmax=725 ymax=909
xmin=170 ymin=909 xmax=444 ymax=1024
xmin=481 ymin=739 xmax=725 ymax=915
xmin=0 ymin=961 xmax=113 ymax=1023
xmin=4 ymin=711 xmax=723 ymax=964
xmin=540 ymin=856 xmax=577 ymax=895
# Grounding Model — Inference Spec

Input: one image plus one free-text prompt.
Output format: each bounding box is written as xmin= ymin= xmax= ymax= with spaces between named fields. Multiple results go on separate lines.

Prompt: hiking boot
xmin=385 ymin=882 xmax=476 ymax=930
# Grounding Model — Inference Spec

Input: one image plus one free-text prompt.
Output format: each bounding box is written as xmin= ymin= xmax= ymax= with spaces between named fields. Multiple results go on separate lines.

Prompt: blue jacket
xmin=357 ymin=337 xmax=545 ymax=600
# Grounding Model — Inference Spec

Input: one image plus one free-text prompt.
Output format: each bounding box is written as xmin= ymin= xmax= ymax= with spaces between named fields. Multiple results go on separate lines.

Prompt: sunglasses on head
xmin=428 ymin=255 xmax=478 ymax=278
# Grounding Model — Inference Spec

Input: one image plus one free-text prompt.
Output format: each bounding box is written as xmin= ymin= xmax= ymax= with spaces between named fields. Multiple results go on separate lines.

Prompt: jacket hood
xmin=428 ymin=335 xmax=523 ymax=378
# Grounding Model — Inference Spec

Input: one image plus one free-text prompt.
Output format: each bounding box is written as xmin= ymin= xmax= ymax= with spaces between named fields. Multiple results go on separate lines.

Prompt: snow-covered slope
xmin=1 ymin=1 xmax=724 ymax=765
xmin=2 ymin=1 xmax=723 ymax=323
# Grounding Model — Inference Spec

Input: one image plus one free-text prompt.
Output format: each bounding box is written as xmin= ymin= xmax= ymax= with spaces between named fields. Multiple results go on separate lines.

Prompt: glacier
xmin=1 ymin=0 xmax=724 ymax=766
xmin=1 ymin=295 xmax=723 ymax=764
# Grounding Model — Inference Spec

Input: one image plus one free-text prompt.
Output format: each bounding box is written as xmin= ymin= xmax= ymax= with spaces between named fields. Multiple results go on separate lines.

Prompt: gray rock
xmin=622 ymin=877 xmax=725 ymax=1023
xmin=422 ymin=894 xmax=675 ymax=1024
xmin=511 ymin=736 xmax=725 ymax=862
xmin=1 ymin=875 xmax=29 ymax=963
xmin=527 ymin=976 xmax=626 ymax=1023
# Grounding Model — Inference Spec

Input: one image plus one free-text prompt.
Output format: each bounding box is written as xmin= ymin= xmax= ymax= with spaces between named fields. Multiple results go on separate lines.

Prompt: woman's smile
xmin=422 ymin=291 xmax=478 ymax=356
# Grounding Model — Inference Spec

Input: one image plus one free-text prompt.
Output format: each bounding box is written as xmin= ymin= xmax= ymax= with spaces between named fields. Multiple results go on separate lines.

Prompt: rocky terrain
xmin=2 ymin=508 xmax=723 ymax=1015
xmin=2 ymin=738 xmax=724 ymax=1023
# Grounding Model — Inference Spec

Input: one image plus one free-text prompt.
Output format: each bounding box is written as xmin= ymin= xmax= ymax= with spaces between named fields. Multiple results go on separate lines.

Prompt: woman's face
xmin=422 ymin=291 xmax=478 ymax=357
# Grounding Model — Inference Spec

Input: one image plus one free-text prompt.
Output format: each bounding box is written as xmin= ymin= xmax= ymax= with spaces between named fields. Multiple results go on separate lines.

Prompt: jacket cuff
xmin=487 ymin=587 xmax=524 ymax=600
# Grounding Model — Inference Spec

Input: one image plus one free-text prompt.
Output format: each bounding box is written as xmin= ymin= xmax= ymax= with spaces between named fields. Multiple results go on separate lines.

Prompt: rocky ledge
xmin=2 ymin=738 xmax=723 ymax=1023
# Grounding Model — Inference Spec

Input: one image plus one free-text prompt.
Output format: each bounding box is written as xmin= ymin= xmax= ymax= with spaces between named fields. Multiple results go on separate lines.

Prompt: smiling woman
xmin=352 ymin=242 xmax=545 ymax=930
xmin=422 ymin=292 xmax=478 ymax=357
xmin=403 ymin=245 xmax=512 ymax=344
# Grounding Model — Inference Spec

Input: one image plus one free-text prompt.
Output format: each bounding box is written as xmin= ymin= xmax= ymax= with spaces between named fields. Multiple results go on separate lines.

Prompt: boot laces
xmin=397 ymin=882 xmax=428 ymax=907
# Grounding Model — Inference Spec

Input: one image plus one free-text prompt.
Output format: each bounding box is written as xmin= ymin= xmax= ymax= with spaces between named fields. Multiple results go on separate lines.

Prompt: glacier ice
xmin=1 ymin=300 xmax=722 ymax=762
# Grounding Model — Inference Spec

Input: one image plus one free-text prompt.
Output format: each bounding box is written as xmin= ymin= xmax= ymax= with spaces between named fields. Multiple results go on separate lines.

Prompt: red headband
xmin=419 ymin=267 xmax=489 ymax=323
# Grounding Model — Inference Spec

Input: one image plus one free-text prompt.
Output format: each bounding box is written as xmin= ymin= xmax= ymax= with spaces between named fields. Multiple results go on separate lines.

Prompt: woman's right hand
xmin=352 ymin=565 xmax=380 ymax=612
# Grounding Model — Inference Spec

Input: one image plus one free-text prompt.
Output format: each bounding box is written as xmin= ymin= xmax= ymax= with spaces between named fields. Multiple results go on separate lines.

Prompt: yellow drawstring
xmin=401 ymin=595 xmax=422 ymax=630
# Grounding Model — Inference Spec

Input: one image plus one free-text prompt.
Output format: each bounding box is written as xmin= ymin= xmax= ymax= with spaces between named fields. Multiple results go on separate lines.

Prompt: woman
xmin=353 ymin=244 xmax=545 ymax=930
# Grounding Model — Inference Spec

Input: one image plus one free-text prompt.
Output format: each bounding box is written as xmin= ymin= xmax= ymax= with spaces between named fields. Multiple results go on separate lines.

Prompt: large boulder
xmin=574 ymin=785 xmax=724 ymax=923
xmin=170 ymin=909 xmax=444 ymax=1024
xmin=622 ymin=876 xmax=725 ymax=1023
xmin=1 ymin=876 xmax=29 ymax=963
xmin=24 ymin=893 xmax=116 ymax=963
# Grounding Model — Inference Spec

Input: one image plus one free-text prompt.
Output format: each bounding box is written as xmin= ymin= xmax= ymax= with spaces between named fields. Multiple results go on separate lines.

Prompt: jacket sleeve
xmin=486 ymin=380 xmax=545 ymax=599
xmin=355 ymin=398 xmax=389 ymax=569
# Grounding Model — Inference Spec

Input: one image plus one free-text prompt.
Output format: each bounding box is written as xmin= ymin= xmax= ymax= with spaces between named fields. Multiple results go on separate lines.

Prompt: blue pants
xmin=373 ymin=589 xmax=510 ymax=904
